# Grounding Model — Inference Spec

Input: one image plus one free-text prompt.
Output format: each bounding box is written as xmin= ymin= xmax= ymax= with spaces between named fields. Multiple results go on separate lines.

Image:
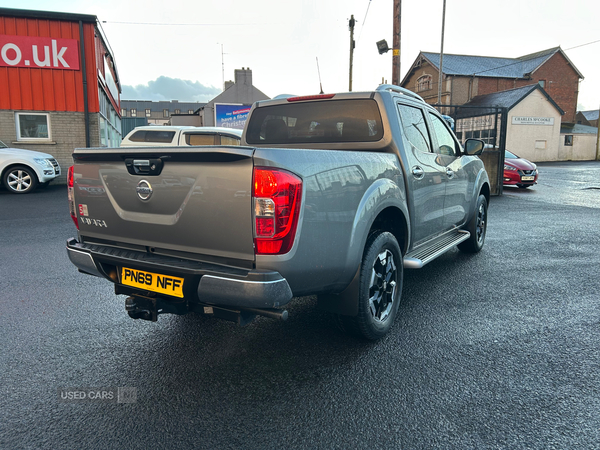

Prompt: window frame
xmin=564 ymin=135 xmax=573 ymax=146
xmin=428 ymin=111 xmax=461 ymax=157
xmin=397 ymin=103 xmax=433 ymax=154
xmin=15 ymin=112 xmax=51 ymax=141
xmin=416 ymin=74 xmax=432 ymax=92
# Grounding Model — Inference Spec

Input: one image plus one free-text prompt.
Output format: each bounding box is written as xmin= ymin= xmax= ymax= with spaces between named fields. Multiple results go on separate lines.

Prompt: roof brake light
xmin=287 ymin=94 xmax=335 ymax=102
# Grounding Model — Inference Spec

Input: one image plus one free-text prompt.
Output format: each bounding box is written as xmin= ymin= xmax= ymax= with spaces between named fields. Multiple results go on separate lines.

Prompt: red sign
xmin=0 ymin=35 xmax=79 ymax=70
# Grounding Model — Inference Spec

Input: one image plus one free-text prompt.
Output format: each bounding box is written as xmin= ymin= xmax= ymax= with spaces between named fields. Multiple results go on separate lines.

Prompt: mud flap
xmin=316 ymin=266 xmax=360 ymax=316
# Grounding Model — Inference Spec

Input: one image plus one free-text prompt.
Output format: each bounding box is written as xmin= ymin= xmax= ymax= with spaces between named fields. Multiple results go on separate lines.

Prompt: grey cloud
xmin=121 ymin=76 xmax=221 ymax=102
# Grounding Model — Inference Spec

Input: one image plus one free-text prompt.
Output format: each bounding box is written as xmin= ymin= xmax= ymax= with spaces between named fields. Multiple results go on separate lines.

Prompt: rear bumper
xmin=66 ymin=238 xmax=293 ymax=309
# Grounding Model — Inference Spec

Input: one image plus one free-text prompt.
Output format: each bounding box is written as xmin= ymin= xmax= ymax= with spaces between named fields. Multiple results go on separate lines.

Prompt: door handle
xmin=446 ymin=168 xmax=454 ymax=178
xmin=412 ymin=166 xmax=424 ymax=180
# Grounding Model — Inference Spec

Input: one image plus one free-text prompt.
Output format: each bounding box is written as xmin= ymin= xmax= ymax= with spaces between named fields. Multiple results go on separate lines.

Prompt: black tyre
xmin=458 ymin=194 xmax=487 ymax=253
xmin=2 ymin=165 xmax=38 ymax=194
xmin=337 ymin=231 xmax=403 ymax=340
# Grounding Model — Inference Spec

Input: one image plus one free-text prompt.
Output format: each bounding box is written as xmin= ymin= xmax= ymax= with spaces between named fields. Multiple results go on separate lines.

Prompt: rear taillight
xmin=253 ymin=167 xmax=302 ymax=255
xmin=67 ymin=165 xmax=79 ymax=230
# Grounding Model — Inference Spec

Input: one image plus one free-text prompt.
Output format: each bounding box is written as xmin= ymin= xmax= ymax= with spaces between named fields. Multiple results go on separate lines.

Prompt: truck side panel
xmin=252 ymin=147 xmax=407 ymax=296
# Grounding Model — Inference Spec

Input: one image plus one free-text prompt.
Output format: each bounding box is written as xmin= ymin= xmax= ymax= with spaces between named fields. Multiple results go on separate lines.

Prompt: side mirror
xmin=464 ymin=138 xmax=485 ymax=156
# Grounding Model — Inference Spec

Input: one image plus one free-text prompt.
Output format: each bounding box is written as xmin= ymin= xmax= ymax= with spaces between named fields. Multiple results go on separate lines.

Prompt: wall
xmin=201 ymin=68 xmax=269 ymax=126
xmin=476 ymin=52 xmax=580 ymax=123
xmin=558 ymin=133 xmax=597 ymax=161
xmin=0 ymin=17 xmax=99 ymax=113
xmin=0 ymin=109 xmax=91 ymax=183
xmin=170 ymin=115 xmax=201 ymax=127
xmin=505 ymin=90 xmax=562 ymax=161
xmin=401 ymin=59 xmax=450 ymax=105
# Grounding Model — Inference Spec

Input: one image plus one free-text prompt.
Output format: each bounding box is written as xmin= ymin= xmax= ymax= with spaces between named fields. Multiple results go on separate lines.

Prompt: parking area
xmin=1 ymin=161 xmax=599 ymax=449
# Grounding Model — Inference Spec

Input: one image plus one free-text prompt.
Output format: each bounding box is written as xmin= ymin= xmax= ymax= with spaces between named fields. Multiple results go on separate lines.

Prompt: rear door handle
xmin=412 ymin=166 xmax=424 ymax=180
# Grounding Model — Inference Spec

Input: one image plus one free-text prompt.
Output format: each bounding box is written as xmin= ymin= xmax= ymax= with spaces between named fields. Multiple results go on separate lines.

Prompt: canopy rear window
xmin=246 ymin=99 xmax=383 ymax=145
xmin=128 ymin=130 xmax=176 ymax=143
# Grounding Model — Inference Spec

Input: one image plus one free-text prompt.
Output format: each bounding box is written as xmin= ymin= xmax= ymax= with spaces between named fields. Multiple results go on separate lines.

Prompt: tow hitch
xmin=124 ymin=295 xmax=288 ymax=325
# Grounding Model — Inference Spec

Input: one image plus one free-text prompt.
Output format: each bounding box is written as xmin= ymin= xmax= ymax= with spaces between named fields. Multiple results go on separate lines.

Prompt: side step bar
xmin=403 ymin=230 xmax=470 ymax=269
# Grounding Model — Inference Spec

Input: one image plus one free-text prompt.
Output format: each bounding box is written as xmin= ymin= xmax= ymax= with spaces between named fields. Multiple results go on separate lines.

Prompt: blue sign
xmin=214 ymin=103 xmax=251 ymax=129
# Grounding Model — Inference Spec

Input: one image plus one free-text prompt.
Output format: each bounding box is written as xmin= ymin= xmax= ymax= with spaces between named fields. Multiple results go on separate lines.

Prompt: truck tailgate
xmin=72 ymin=146 xmax=255 ymax=264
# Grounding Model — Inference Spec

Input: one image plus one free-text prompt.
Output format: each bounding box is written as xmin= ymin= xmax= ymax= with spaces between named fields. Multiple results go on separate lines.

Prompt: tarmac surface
xmin=1 ymin=161 xmax=599 ymax=449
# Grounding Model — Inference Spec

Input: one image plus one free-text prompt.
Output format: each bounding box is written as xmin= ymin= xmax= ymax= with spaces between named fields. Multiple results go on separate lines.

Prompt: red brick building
xmin=401 ymin=47 xmax=583 ymax=123
xmin=0 ymin=7 xmax=121 ymax=182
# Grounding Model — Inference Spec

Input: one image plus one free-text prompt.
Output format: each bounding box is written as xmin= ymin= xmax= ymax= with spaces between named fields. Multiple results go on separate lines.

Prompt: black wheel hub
xmin=368 ymin=249 xmax=397 ymax=323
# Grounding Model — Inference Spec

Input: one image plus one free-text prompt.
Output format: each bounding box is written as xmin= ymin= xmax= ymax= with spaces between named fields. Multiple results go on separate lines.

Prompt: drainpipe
xmin=596 ymin=110 xmax=600 ymax=161
xmin=79 ymin=20 xmax=90 ymax=147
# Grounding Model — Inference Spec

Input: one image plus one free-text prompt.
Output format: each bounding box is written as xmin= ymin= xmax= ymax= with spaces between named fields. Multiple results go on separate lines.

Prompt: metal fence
xmin=434 ymin=105 xmax=508 ymax=196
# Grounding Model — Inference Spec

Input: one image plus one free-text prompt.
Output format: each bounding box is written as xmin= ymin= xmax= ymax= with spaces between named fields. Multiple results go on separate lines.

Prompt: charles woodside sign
xmin=511 ymin=116 xmax=555 ymax=126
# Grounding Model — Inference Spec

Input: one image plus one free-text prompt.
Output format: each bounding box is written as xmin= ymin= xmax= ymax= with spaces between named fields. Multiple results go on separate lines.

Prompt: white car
xmin=0 ymin=140 xmax=61 ymax=194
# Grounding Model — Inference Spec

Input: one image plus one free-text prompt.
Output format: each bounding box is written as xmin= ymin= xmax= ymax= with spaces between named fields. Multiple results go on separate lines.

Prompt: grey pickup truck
xmin=67 ymin=85 xmax=490 ymax=340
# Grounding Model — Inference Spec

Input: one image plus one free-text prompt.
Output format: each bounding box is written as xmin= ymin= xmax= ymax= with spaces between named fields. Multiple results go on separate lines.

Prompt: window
xmin=245 ymin=99 xmax=383 ymax=145
xmin=121 ymin=108 xmax=127 ymax=116
xmin=397 ymin=104 xmax=431 ymax=153
xmin=221 ymin=135 xmax=241 ymax=146
xmin=130 ymin=108 xmax=137 ymax=117
xmin=416 ymin=74 xmax=432 ymax=92
xmin=16 ymin=113 xmax=50 ymax=141
xmin=163 ymin=109 xmax=170 ymax=118
xmin=145 ymin=109 xmax=151 ymax=117
xmin=129 ymin=130 xmax=176 ymax=143
xmin=186 ymin=134 xmax=216 ymax=146
xmin=174 ymin=109 xmax=181 ymax=115
xmin=98 ymin=88 xmax=122 ymax=147
xmin=564 ymin=135 xmax=573 ymax=146
xmin=428 ymin=113 xmax=458 ymax=156
xmin=188 ymin=110 xmax=194 ymax=114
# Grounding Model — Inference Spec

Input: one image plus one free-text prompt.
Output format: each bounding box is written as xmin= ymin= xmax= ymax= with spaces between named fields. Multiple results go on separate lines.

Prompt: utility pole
xmin=217 ymin=43 xmax=225 ymax=91
xmin=437 ymin=0 xmax=446 ymax=105
xmin=349 ymin=15 xmax=355 ymax=91
xmin=596 ymin=106 xmax=600 ymax=160
xmin=392 ymin=0 xmax=401 ymax=85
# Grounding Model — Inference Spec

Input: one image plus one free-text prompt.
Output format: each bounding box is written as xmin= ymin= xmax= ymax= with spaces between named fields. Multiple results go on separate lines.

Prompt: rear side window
xmin=221 ymin=135 xmax=241 ymax=146
xmin=186 ymin=134 xmax=216 ymax=146
xmin=245 ymin=99 xmax=383 ymax=144
xmin=128 ymin=130 xmax=176 ymax=143
xmin=397 ymin=104 xmax=431 ymax=153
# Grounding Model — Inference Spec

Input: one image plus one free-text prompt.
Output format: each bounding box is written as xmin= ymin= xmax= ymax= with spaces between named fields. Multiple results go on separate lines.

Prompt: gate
xmin=434 ymin=105 xmax=508 ymax=196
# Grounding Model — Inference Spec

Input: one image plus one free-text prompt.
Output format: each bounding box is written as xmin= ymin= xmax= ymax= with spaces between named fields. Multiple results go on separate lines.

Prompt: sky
xmin=3 ymin=0 xmax=600 ymax=110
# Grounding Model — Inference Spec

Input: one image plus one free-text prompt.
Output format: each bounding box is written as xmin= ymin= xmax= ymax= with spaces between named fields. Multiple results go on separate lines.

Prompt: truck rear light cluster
xmin=253 ymin=167 xmax=302 ymax=255
xmin=67 ymin=165 xmax=79 ymax=230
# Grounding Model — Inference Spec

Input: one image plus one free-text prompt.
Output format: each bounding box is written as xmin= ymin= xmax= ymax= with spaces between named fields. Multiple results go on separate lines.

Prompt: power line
xmin=101 ymin=21 xmax=256 ymax=26
xmin=356 ymin=0 xmax=372 ymax=45
xmin=564 ymin=39 xmax=600 ymax=51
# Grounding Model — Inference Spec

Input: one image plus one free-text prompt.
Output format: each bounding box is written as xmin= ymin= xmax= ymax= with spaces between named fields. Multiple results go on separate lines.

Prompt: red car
xmin=503 ymin=150 xmax=538 ymax=188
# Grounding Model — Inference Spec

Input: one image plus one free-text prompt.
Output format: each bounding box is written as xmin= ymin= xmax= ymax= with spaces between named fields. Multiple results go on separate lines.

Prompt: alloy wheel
xmin=368 ymin=249 xmax=397 ymax=323
xmin=8 ymin=169 xmax=32 ymax=192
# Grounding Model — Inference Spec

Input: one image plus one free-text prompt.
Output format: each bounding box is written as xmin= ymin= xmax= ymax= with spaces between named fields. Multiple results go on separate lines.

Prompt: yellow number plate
xmin=120 ymin=267 xmax=184 ymax=298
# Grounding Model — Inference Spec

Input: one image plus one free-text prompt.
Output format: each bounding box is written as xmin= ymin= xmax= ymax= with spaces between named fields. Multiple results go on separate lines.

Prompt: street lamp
xmin=376 ymin=40 xmax=390 ymax=55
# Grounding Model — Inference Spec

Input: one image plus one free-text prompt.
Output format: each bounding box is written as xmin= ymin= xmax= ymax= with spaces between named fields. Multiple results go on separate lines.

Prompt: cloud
xmin=121 ymin=76 xmax=221 ymax=102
